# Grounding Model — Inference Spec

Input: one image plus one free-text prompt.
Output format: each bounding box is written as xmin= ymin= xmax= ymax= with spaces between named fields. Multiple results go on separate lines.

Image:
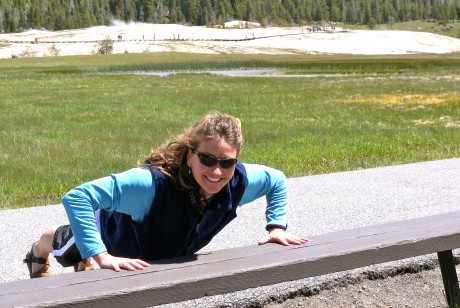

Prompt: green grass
xmin=390 ymin=21 xmax=460 ymax=38
xmin=0 ymin=53 xmax=459 ymax=209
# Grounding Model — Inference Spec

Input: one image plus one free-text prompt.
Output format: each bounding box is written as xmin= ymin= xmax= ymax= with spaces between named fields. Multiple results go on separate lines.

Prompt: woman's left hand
xmin=258 ymin=228 xmax=308 ymax=246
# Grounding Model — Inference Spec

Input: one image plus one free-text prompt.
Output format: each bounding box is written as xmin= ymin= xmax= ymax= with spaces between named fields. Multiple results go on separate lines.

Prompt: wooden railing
xmin=2 ymin=210 xmax=459 ymax=307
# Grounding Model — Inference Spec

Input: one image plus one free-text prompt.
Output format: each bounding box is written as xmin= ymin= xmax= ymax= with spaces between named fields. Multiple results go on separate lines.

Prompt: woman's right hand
xmin=92 ymin=252 xmax=150 ymax=272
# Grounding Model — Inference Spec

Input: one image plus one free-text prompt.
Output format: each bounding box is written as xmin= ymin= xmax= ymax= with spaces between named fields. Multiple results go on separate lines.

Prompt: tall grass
xmin=0 ymin=53 xmax=459 ymax=209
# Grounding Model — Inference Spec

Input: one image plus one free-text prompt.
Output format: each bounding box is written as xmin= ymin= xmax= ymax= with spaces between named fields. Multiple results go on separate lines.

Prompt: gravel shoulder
xmin=265 ymin=261 xmax=458 ymax=308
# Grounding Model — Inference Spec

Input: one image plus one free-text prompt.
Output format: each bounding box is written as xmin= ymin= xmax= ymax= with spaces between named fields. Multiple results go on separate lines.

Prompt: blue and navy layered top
xmin=61 ymin=163 xmax=288 ymax=260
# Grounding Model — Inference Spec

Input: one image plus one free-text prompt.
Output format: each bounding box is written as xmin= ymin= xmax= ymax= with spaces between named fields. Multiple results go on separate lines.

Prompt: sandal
xmin=74 ymin=258 xmax=94 ymax=272
xmin=23 ymin=244 xmax=51 ymax=279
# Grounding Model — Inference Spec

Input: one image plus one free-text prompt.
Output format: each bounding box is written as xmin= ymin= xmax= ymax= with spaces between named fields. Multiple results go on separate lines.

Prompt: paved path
xmin=1 ymin=158 xmax=459 ymax=306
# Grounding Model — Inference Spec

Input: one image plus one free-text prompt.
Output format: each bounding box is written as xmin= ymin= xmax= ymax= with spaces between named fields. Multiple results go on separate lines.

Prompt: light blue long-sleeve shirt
xmin=61 ymin=163 xmax=288 ymax=259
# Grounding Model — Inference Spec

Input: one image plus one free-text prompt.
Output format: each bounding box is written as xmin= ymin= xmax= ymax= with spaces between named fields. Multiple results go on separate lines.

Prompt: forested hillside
xmin=0 ymin=0 xmax=458 ymax=33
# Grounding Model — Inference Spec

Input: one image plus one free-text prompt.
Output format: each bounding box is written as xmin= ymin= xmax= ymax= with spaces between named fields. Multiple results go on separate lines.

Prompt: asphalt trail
xmin=1 ymin=158 xmax=458 ymax=306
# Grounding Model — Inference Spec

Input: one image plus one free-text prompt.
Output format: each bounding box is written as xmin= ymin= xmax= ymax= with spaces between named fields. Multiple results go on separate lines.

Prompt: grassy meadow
xmin=0 ymin=52 xmax=459 ymax=209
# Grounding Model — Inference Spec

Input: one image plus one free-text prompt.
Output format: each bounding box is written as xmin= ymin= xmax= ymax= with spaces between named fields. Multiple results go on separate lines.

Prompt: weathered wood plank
xmin=2 ymin=211 xmax=460 ymax=307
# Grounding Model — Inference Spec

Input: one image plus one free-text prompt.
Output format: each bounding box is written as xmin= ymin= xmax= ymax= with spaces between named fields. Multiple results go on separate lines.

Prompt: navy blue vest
xmin=99 ymin=163 xmax=247 ymax=261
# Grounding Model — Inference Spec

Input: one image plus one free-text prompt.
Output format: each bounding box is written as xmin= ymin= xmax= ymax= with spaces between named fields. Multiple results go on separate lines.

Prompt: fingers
xmin=258 ymin=232 xmax=308 ymax=246
xmin=113 ymin=263 xmax=121 ymax=272
xmin=257 ymin=235 xmax=270 ymax=245
xmin=136 ymin=259 xmax=151 ymax=267
xmin=286 ymin=235 xmax=309 ymax=245
xmin=118 ymin=259 xmax=150 ymax=271
xmin=94 ymin=253 xmax=150 ymax=272
xmin=276 ymin=236 xmax=291 ymax=246
xmin=258 ymin=234 xmax=290 ymax=246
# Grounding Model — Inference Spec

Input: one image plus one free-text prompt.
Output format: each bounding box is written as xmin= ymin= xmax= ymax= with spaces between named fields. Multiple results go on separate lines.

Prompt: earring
xmin=188 ymin=166 xmax=192 ymax=174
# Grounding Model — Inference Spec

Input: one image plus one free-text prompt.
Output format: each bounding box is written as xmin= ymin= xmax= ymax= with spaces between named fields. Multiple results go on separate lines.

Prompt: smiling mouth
xmin=205 ymin=176 xmax=222 ymax=183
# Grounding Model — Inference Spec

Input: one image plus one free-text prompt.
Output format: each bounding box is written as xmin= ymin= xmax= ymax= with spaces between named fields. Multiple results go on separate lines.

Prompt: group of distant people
xmin=303 ymin=26 xmax=333 ymax=32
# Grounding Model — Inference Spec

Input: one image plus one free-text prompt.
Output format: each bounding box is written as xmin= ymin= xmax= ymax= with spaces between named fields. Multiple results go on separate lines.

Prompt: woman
xmin=24 ymin=112 xmax=307 ymax=278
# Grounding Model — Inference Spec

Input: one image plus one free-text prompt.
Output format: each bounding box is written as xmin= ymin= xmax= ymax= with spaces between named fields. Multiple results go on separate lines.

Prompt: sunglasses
xmin=191 ymin=148 xmax=238 ymax=169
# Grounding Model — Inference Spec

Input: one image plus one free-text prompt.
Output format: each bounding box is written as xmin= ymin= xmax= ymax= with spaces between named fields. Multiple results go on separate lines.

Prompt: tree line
xmin=0 ymin=0 xmax=459 ymax=33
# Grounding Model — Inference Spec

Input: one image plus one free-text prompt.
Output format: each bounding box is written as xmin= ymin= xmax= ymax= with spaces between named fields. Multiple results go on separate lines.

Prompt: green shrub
xmin=97 ymin=36 xmax=114 ymax=55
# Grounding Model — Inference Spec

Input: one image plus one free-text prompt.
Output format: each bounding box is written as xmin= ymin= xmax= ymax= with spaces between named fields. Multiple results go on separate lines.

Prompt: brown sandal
xmin=74 ymin=258 xmax=94 ymax=272
xmin=23 ymin=244 xmax=51 ymax=279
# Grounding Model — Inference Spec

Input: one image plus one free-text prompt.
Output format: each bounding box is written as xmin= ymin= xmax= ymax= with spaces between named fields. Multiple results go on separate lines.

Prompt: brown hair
xmin=142 ymin=112 xmax=244 ymax=190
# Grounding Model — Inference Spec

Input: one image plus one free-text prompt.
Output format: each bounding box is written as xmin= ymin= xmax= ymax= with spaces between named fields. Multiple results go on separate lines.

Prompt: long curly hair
xmin=142 ymin=112 xmax=244 ymax=191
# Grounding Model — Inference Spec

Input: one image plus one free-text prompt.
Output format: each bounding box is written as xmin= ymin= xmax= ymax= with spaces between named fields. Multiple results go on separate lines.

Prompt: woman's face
xmin=187 ymin=137 xmax=238 ymax=197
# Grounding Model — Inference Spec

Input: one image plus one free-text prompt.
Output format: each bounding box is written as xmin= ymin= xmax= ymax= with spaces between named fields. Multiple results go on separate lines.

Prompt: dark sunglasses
xmin=191 ymin=148 xmax=238 ymax=169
